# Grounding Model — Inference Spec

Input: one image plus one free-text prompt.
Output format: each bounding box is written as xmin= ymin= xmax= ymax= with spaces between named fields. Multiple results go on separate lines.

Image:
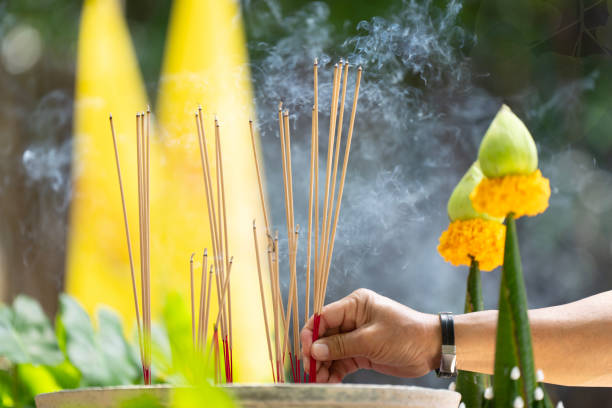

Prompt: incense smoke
xmin=5 ymin=0 xmax=611 ymax=395
xmin=244 ymin=0 xmax=612 ymax=387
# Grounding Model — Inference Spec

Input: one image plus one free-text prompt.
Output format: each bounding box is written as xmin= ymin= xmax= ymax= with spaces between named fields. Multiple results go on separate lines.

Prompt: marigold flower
xmin=437 ymin=218 xmax=506 ymax=271
xmin=470 ymin=170 xmax=551 ymax=218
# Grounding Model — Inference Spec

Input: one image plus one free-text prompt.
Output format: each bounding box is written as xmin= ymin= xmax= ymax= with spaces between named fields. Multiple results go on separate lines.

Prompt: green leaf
xmin=45 ymin=360 xmax=81 ymax=390
xmin=455 ymin=260 xmax=489 ymax=407
xmin=150 ymin=293 xmax=215 ymax=385
xmin=58 ymin=294 xmax=139 ymax=386
xmin=16 ymin=364 xmax=61 ymax=397
xmin=0 ymin=305 xmax=27 ymax=364
xmin=97 ymin=308 xmax=139 ymax=384
xmin=0 ymin=369 xmax=15 ymax=407
xmin=58 ymin=294 xmax=106 ymax=384
xmin=493 ymin=215 xmax=536 ymax=406
xmin=0 ymin=296 xmax=63 ymax=366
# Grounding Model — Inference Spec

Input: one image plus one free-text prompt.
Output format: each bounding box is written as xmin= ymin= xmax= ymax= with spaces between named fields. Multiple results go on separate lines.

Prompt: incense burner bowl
xmin=35 ymin=383 xmax=460 ymax=408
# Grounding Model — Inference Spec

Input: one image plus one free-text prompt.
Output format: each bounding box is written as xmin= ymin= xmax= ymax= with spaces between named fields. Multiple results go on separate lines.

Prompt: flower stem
xmin=456 ymin=258 xmax=489 ymax=407
xmin=493 ymin=214 xmax=536 ymax=406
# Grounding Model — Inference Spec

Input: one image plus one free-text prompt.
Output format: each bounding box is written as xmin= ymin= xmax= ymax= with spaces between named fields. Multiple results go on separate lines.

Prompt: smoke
xmin=248 ymin=0 xmax=486 ymax=310
xmin=21 ymin=90 xmax=73 ymax=216
xmin=6 ymin=0 xmax=610 ymax=390
xmin=1 ymin=88 xmax=73 ymax=304
xmin=244 ymin=0 xmax=612 ymax=387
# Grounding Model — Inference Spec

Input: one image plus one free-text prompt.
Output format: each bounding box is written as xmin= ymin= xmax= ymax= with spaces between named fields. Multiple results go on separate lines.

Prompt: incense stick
xmin=203 ymin=264 xmax=214 ymax=352
xmin=216 ymin=121 xmax=233 ymax=380
xmin=253 ymin=221 xmax=276 ymax=382
xmin=136 ymin=111 xmax=152 ymax=385
xmin=321 ymin=61 xmax=350 ymax=288
xmin=109 ymin=114 xmax=144 ymax=367
xmin=304 ymin=108 xmax=315 ymax=325
xmin=312 ymin=59 xmax=319 ymax=328
xmin=198 ymin=250 xmax=208 ymax=350
xmin=209 ymin=257 xmax=234 ymax=352
xmin=321 ymin=67 xmax=362 ymax=303
xmin=196 ymin=110 xmax=222 ymax=289
xmin=315 ymin=64 xmax=338 ymax=315
xmin=249 ymin=121 xmax=270 ymax=232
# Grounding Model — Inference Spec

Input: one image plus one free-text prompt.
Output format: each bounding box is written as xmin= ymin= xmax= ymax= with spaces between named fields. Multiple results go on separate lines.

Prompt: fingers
xmin=301 ymin=290 xmax=369 ymax=362
xmin=312 ymin=357 xmax=371 ymax=383
xmin=301 ymin=298 xmax=352 ymax=335
xmin=312 ymin=327 xmax=370 ymax=362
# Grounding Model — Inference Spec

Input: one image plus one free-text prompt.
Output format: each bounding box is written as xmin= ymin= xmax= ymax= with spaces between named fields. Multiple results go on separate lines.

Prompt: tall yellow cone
xmin=66 ymin=0 xmax=156 ymax=325
xmin=156 ymin=0 xmax=270 ymax=382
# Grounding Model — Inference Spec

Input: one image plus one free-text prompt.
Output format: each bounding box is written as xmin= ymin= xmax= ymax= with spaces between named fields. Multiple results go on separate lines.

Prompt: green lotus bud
xmin=478 ymin=105 xmax=538 ymax=178
xmin=448 ymin=162 xmax=503 ymax=222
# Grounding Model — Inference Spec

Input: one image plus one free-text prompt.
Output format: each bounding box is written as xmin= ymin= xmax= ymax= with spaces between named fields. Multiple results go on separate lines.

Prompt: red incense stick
xmin=310 ymin=313 xmax=321 ymax=382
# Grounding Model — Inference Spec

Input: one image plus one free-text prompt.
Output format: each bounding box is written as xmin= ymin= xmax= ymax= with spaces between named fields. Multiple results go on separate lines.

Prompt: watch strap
xmin=436 ymin=312 xmax=457 ymax=378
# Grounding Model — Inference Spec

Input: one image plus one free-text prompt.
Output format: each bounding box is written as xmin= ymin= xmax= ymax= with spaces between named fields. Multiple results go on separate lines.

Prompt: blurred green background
xmin=1 ymin=0 xmax=611 ymax=406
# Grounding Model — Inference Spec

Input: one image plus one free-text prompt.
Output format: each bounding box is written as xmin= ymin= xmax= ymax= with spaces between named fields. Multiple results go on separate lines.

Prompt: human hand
xmin=301 ymin=289 xmax=441 ymax=383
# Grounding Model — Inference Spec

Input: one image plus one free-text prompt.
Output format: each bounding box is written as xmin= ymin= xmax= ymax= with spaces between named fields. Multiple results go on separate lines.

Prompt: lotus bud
xmin=478 ymin=105 xmax=538 ymax=178
xmin=447 ymin=162 xmax=503 ymax=222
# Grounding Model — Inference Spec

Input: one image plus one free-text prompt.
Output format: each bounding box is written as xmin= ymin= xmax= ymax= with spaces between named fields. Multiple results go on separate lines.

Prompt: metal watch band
xmin=435 ymin=312 xmax=457 ymax=378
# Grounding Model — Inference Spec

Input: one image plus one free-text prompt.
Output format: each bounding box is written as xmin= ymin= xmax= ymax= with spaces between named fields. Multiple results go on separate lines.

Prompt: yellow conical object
xmin=66 ymin=0 xmax=160 ymax=328
xmin=156 ymin=0 xmax=270 ymax=382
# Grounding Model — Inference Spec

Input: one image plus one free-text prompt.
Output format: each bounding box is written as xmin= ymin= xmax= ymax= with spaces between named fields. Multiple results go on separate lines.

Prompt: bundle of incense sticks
xmin=110 ymin=108 xmax=235 ymax=385
xmin=250 ymin=59 xmax=362 ymax=383
xmin=192 ymin=108 xmax=234 ymax=384
xmin=109 ymin=110 xmax=152 ymax=384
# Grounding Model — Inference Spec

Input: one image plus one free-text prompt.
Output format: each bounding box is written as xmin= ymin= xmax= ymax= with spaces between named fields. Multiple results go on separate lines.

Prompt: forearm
xmin=454 ymin=291 xmax=612 ymax=386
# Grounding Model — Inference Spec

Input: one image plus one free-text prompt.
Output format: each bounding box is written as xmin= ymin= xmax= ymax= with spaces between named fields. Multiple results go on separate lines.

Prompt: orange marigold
xmin=470 ymin=170 xmax=551 ymax=219
xmin=437 ymin=218 xmax=506 ymax=271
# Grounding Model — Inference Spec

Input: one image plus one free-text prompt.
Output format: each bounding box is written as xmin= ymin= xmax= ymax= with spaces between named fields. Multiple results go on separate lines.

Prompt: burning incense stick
xmin=311 ymin=59 xmax=319 ymax=330
xmin=305 ymin=106 xmax=315 ymax=326
xmin=310 ymin=62 xmax=362 ymax=383
xmin=244 ymin=60 xmax=361 ymax=384
xmin=321 ymin=67 xmax=362 ymax=304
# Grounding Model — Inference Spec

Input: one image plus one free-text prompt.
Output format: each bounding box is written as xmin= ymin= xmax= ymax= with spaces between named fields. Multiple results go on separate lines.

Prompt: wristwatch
xmin=435 ymin=312 xmax=457 ymax=378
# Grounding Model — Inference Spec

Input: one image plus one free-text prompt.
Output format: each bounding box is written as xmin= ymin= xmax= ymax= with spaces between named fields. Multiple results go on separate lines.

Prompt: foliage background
xmin=1 ymin=0 xmax=611 ymax=406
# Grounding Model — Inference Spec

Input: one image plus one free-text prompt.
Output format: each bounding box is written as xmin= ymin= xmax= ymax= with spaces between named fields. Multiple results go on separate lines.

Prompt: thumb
xmin=311 ymin=329 xmax=368 ymax=361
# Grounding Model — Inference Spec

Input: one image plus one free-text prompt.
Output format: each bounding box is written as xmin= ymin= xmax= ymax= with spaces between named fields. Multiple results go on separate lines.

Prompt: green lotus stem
xmin=465 ymin=258 xmax=484 ymax=313
xmin=493 ymin=214 xmax=536 ymax=407
xmin=456 ymin=258 xmax=489 ymax=407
